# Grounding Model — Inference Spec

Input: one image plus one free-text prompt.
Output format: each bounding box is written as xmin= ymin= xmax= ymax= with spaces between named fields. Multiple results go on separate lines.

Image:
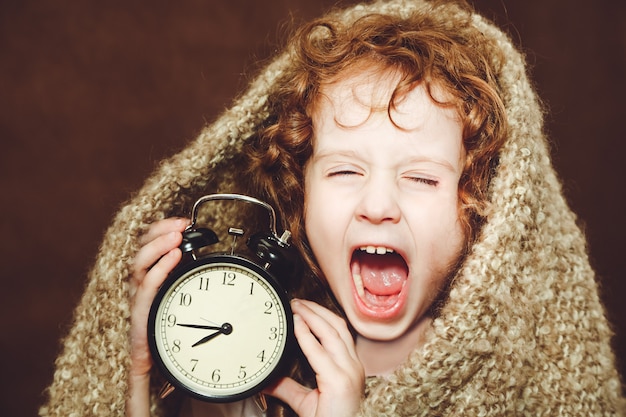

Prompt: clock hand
xmin=177 ymin=323 xmax=223 ymax=331
xmin=192 ymin=330 xmax=222 ymax=347
xmin=191 ymin=323 xmax=233 ymax=348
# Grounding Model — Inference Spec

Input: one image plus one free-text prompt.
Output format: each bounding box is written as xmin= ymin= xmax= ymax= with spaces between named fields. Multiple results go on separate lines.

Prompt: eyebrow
xmin=310 ymin=148 xmax=360 ymax=162
xmin=403 ymin=156 xmax=460 ymax=173
xmin=311 ymin=149 xmax=461 ymax=174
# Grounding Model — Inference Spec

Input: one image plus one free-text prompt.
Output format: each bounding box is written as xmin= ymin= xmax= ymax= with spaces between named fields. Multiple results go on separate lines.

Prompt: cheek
xmin=303 ymin=187 xmax=348 ymax=278
xmin=416 ymin=198 xmax=465 ymax=261
xmin=304 ymin=173 xmax=339 ymax=236
xmin=303 ymin=180 xmax=329 ymax=255
xmin=435 ymin=208 xmax=465 ymax=272
xmin=304 ymin=199 xmax=334 ymax=252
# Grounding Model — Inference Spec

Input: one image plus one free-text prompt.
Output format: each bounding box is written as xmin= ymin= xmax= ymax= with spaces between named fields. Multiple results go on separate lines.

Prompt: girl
xmin=41 ymin=1 xmax=625 ymax=416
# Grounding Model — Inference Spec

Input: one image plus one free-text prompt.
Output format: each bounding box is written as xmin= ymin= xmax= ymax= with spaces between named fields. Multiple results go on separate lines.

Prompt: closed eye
xmin=407 ymin=176 xmax=439 ymax=186
xmin=328 ymin=169 xmax=361 ymax=177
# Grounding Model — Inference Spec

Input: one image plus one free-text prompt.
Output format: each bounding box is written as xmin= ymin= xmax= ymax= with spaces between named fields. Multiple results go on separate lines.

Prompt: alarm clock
xmin=147 ymin=193 xmax=300 ymax=403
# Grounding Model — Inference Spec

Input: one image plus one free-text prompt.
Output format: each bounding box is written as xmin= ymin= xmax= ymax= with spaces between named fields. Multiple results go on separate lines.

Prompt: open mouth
xmin=350 ymin=246 xmax=409 ymax=318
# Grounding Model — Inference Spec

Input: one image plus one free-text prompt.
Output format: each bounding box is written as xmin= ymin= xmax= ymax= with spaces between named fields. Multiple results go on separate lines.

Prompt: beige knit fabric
xmin=40 ymin=0 xmax=625 ymax=416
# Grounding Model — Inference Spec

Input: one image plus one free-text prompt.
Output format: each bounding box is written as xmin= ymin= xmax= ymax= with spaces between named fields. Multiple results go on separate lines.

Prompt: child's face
xmin=304 ymin=70 xmax=465 ymax=341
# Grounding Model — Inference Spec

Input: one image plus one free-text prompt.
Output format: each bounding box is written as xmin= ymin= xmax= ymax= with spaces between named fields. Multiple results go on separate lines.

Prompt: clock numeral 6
xmin=212 ymin=369 xmax=221 ymax=382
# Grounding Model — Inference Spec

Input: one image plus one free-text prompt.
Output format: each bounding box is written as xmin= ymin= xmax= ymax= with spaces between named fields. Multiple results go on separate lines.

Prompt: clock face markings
xmin=152 ymin=261 xmax=289 ymax=399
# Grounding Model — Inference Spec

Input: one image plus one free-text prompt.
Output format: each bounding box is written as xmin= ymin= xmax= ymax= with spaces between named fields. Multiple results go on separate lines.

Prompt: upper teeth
xmin=360 ymin=246 xmax=394 ymax=255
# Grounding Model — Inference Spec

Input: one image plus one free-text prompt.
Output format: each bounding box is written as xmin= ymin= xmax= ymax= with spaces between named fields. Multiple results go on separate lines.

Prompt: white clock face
xmin=150 ymin=258 xmax=291 ymax=400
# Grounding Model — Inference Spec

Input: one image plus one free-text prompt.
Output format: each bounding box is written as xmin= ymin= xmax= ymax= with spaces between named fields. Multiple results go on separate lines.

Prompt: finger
xmin=139 ymin=217 xmax=189 ymax=246
xmin=263 ymin=377 xmax=314 ymax=415
xmin=129 ymin=248 xmax=182 ymax=376
xmin=131 ymin=248 xmax=181 ymax=312
xmin=133 ymin=230 xmax=184 ymax=278
xmin=130 ymin=231 xmax=183 ymax=304
xmin=290 ymin=311 xmax=364 ymax=417
xmin=292 ymin=308 xmax=358 ymax=382
xmin=293 ymin=300 xmax=356 ymax=350
xmin=139 ymin=246 xmax=182 ymax=293
xmin=292 ymin=299 xmax=359 ymax=362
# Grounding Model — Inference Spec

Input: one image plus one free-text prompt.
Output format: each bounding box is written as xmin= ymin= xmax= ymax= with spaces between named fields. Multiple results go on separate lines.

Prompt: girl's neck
xmin=355 ymin=316 xmax=432 ymax=377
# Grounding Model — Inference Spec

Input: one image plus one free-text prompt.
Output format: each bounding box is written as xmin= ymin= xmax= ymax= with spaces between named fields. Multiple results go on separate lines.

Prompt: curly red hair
xmin=247 ymin=3 xmax=507 ymax=276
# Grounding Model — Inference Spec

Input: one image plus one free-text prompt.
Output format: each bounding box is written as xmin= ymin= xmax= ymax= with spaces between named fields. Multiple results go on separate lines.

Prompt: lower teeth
xmin=353 ymin=272 xmax=365 ymax=297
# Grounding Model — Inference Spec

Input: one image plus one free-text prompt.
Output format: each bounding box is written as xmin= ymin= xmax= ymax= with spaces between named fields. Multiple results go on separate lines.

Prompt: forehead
xmin=312 ymin=66 xmax=458 ymax=132
xmin=308 ymin=67 xmax=465 ymax=174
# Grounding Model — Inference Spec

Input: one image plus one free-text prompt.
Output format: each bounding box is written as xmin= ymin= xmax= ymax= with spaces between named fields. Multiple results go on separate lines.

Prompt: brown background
xmin=1 ymin=1 xmax=624 ymax=416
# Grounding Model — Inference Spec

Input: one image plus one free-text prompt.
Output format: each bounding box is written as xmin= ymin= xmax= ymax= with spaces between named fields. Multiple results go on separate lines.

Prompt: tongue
xmin=358 ymin=252 xmax=407 ymax=295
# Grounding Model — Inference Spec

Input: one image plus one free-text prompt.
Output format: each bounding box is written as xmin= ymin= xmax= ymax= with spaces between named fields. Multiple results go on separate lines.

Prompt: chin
xmin=347 ymin=310 xmax=413 ymax=341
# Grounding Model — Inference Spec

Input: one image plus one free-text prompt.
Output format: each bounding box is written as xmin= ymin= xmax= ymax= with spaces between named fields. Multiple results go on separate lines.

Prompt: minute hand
xmin=177 ymin=323 xmax=223 ymax=331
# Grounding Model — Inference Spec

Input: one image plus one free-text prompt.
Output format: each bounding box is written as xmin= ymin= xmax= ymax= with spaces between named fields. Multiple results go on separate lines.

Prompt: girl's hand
xmin=265 ymin=299 xmax=365 ymax=417
xmin=126 ymin=218 xmax=189 ymax=417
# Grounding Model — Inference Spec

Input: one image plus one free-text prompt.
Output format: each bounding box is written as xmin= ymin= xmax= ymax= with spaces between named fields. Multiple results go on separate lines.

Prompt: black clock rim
xmin=147 ymin=253 xmax=296 ymax=403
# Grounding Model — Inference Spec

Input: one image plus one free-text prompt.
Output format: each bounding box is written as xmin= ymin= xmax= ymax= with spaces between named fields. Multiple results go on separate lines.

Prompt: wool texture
xmin=40 ymin=0 xmax=625 ymax=416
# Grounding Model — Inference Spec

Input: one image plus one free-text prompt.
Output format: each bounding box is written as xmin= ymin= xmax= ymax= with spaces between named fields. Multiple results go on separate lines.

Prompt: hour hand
xmin=190 ymin=323 xmax=233 ymax=348
xmin=192 ymin=330 xmax=222 ymax=347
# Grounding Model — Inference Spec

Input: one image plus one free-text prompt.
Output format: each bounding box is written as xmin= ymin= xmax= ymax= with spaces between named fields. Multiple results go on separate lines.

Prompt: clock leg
xmin=254 ymin=393 xmax=268 ymax=412
xmin=159 ymin=381 xmax=176 ymax=399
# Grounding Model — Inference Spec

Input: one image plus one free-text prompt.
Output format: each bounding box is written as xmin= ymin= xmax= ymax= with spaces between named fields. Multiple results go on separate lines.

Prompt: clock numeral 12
xmin=222 ymin=272 xmax=236 ymax=286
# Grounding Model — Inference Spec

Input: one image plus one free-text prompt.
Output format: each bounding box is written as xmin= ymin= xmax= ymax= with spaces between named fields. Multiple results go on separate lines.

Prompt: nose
xmin=355 ymin=178 xmax=401 ymax=224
